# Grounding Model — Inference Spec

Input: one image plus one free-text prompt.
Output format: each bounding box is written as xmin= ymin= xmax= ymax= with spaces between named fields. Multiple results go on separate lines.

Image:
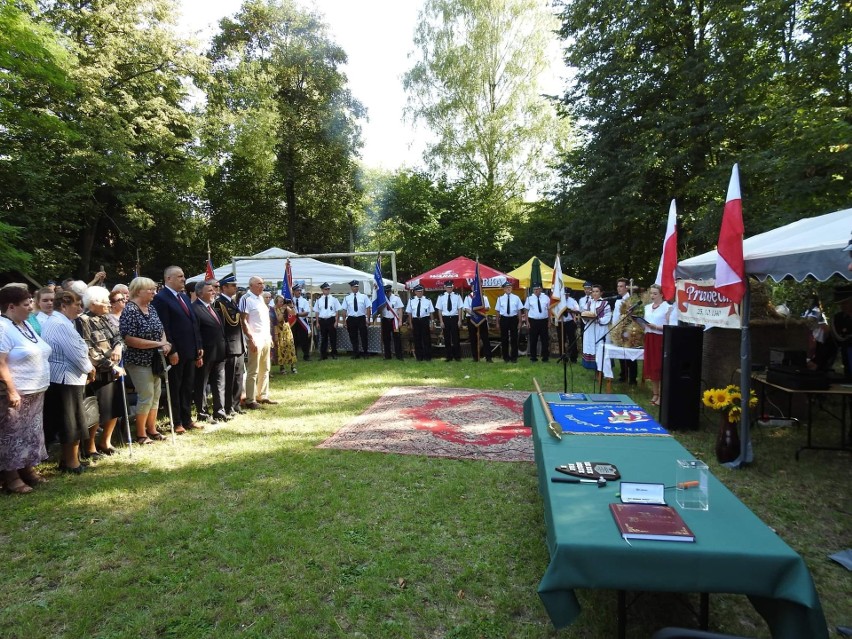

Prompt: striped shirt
xmin=41 ymin=312 xmax=93 ymax=385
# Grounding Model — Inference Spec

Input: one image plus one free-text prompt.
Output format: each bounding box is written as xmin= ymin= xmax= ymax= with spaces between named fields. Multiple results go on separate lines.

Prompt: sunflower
xmin=712 ymin=388 xmax=730 ymax=408
xmin=728 ymin=391 xmax=742 ymax=407
xmin=702 ymin=389 xmax=717 ymax=408
xmin=727 ymin=406 xmax=742 ymax=423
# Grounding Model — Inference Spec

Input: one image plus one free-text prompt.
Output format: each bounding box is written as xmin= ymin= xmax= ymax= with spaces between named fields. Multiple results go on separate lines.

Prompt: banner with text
xmin=676 ymin=279 xmax=741 ymax=329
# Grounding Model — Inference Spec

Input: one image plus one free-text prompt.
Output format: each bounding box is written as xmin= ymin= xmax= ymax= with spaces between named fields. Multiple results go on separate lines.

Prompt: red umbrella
xmin=406 ymin=256 xmax=518 ymax=290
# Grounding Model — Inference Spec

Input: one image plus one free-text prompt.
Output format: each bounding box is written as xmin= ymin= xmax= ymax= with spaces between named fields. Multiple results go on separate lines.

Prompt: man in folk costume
xmin=553 ymin=287 xmax=579 ymax=363
xmin=405 ymin=284 xmax=434 ymax=361
xmin=215 ymin=274 xmax=246 ymax=416
xmin=312 ymin=282 xmax=341 ymax=360
xmin=578 ymin=281 xmax=593 ymax=313
xmin=379 ymin=284 xmax=404 ymax=360
xmin=580 ymin=283 xmax=612 ymax=370
xmin=612 ymin=277 xmax=638 ymax=384
xmin=436 ymin=280 xmax=463 ymax=362
xmin=290 ymin=284 xmax=312 ymax=361
xmin=463 ymin=292 xmax=492 ymax=362
xmin=495 ymin=281 xmax=522 ymax=363
xmin=341 ymin=280 xmax=371 ymax=359
xmin=523 ymin=283 xmax=551 ymax=363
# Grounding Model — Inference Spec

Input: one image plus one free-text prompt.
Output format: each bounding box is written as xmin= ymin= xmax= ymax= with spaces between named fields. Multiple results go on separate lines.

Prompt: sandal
xmin=19 ymin=470 xmax=47 ymax=486
xmin=136 ymin=436 xmax=154 ymax=445
xmin=650 ymin=396 xmax=660 ymax=406
xmin=96 ymin=445 xmax=118 ymax=456
xmin=3 ymin=480 xmax=33 ymax=494
xmin=146 ymin=431 xmax=166 ymax=441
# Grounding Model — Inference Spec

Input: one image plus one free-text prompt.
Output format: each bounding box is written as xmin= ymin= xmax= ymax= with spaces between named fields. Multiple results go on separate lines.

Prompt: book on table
xmin=609 ymin=503 xmax=696 ymax=542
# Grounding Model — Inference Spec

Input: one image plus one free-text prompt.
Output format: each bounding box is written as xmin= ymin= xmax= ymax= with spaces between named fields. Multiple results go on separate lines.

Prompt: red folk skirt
xmin=643 ymin=332 xmax=663 ymax=381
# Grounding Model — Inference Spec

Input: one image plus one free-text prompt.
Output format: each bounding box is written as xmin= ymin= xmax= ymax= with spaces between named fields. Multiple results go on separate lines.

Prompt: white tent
xmin=677 ymin=208 xmax=851 ymax=282
xmin=676 ymin=207 xmax=851 ymax=468
xmin=187 ymin=247 xmax=395 ymax=294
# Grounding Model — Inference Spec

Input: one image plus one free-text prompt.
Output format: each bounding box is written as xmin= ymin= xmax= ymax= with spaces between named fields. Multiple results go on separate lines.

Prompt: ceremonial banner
xmin=676 ymin=279 xmax=741 ymax=329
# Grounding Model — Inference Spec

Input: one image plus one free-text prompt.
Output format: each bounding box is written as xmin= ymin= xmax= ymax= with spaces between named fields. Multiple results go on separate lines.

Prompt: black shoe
xmin=511 ymin=358 xmax=518 ymax=363
xmin=197 ymin=413 xmax=213 ymax=423
xmin=331 ymin=354 xmax=338 ymax=360
xmin=232 ymin=407 xmax=245 ymax=415
xmin=81 ymin=450 xmax=104 ymax=461
xmin=385 ymin=356 xmax=392 ymax=360
xmin=213 ymin=412 xmax=231 ymax=422
xmin=542 ymin=359 xmax=549 ymax=363
xmin=303 ymin=357 xmax=310 ymax=361
xmin=486 ymin=359 xmax=494 ymax=363
xmin=530 ymin=358 xmax=538 ymax=362
xmin=396 ymin=356 xmax=404 ymax=361
xmin=58 ymin=463 xmax=85 ymax=475
xmin=454 ymin=358 xmax=462 ymax=362
xmin=444 ymin=357 xmax=453 ymax=362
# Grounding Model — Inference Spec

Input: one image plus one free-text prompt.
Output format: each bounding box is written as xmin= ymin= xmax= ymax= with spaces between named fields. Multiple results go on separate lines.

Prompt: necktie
xmin=537 ymin=296 xmax=542 ymax=313
xmin=505 ymin=294 xmax=510 ymax=315
xmin=208 ymin=304 xmax=220 ymax=325
xmin=354 ymin=294 xmax=358 ymax=312
xmin=447 ymin=294 xmax=452 ymax=312
xmin=416 ymin=299 xmax=421 ymax=317
xmin=177 ymin=294 xmax=190 ymax=316
xmin=324 ymin=297 xmax=328 ymax=310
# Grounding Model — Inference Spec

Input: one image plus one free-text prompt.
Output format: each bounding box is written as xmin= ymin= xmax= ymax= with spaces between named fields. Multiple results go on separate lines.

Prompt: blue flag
xmin=371 ymin=257 xmax=387 ymax=315
xmin=469 ymin=259 xmax=486 ymax=326
xmin=280 ymin=259 xmax=293 ymax=301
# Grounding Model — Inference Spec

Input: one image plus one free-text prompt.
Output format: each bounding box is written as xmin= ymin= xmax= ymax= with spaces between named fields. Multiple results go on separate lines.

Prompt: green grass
xmin=0 ymin=357 xmax=849 ymax=638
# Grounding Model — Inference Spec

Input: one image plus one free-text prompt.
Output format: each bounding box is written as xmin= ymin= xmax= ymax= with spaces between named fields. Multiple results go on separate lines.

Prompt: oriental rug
xmin=317 ymin=386 xmax=533 ymax=462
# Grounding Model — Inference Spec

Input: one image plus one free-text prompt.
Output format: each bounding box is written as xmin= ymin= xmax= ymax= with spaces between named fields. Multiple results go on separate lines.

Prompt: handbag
xmin=151 ymin=349 xmax=164 ymax=376
xmin=82 ymin=396 xmax=100 ymax=429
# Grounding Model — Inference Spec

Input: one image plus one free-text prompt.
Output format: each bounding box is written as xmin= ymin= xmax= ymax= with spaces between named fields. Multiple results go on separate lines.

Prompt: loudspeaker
xmin=660 ymin=326 xmax=703 ymax=430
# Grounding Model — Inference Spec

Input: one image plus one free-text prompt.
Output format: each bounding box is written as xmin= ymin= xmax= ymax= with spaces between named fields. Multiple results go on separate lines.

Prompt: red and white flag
xmin=714 ymin=164 xmax=746 ymax=303
xmin=550 ymin=252 xmax=564 ymax=309
xmin=655 ymin=199 xmax=678 ymax=300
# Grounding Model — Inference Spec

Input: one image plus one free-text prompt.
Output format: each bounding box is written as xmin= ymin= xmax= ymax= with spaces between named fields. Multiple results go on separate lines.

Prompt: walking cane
xmin=119 ymin=366 xmax=133 ymax=458
xmin=158 ymin=349 xmax=177 ymax=445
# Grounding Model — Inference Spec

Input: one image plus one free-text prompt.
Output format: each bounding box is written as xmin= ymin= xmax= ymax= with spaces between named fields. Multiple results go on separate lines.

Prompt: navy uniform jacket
xmin=152 ymin=288 xmax=201 ymax=360
xmin=215 ymin=294 xmax=245 ymax=357
xmin=193 ymin=299 xmax=226 ymax=363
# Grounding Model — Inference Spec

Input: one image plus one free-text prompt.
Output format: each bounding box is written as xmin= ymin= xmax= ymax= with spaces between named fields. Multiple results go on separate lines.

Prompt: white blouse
xmin=0 ymin=316 xmax=52 ymax=393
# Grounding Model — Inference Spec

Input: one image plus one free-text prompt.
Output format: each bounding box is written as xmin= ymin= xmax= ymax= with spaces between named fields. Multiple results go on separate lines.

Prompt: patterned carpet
xmin=317 ymin=386 xmax=533 ymax=462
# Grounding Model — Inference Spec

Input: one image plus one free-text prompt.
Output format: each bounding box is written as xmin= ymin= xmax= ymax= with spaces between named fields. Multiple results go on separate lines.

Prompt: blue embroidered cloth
xmin=548 ymin=403 xmax=670 ymax=436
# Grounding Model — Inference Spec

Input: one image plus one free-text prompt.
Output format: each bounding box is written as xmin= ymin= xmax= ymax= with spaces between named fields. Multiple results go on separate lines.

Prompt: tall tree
xmin=202 ymin=0 xmax=364 ymax=259
xmin=404 ymin=0 xmax=566 ymax=202
xmin=553 ymin=0 xmax=851 ymax=285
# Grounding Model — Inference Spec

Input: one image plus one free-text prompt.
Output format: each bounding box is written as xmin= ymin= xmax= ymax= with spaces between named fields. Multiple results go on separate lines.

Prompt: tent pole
xmin=728 ymin=280 xmax=753 ymax=468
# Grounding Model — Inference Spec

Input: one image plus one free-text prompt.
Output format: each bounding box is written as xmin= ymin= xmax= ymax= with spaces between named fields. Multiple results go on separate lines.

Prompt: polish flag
xmin=714 ymin=164 xmax=746 ymax=303
xmin=654 ymin=199 xmax=678 ymax=300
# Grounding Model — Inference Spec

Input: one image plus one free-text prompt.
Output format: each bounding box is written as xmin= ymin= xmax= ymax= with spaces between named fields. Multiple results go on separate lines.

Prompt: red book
xmin=610 ymin=503 xmax=695 ymax=543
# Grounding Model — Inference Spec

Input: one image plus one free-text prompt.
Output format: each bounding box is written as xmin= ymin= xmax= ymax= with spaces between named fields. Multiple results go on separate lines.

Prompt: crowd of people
xmin=0 ymin=265 xmax=686 ymax=495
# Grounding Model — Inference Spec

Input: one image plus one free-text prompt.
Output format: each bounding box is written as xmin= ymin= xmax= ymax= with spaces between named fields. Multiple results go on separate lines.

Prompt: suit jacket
xmin=193 ymin=299 xmax=226 ymax=363
xmin=152 ymin=288 xmax=201 ymax=360
xmin=215 ymin=294 xmax=245 ymax=357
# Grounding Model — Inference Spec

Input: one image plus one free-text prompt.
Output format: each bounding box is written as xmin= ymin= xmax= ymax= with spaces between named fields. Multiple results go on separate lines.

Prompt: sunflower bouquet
xmin=702 ymin=385 xmax=758 ymax=423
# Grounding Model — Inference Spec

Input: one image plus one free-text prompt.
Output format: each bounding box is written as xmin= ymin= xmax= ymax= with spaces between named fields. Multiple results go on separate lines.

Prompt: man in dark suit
xmin=152 ymin=265 xmax=203 ymax=433
xmin=215 ymin=273 xmax=246 ymax=416
xmin=192 ymin=280 xmax=228 ymax=422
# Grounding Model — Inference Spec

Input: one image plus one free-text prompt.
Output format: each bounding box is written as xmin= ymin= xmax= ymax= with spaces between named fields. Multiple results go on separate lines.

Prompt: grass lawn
xmin=0 ymin=356 xmax=849 ymax=638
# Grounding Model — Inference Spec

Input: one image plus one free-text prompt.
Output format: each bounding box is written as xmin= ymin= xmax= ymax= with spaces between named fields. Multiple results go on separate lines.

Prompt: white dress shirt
xmin=313 ymin=294 xmax=341 ymax=319
xmin=495 ymin=292 xmax=522 ymax=317
xmin=342 ymin=292 xmax=371 ymax=317
xmin=381 ymin=294 xmax=404 ymax=319
xmin=436 ymin=292 xmax=463 ymax=317
xmin=406 ymin=296 xmax=434 ymax=319
xmin=524 ymin=292 xmax=551 ymax=320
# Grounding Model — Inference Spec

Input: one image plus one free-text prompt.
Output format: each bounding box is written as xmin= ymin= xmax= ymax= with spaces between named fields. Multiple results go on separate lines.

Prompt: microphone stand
xmin=595 ymin=301 xmax=642 ymax=393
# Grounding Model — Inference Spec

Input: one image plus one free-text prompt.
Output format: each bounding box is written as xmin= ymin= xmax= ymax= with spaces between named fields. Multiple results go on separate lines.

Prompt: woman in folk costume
xmin=272 ymin=295 xmax=298 ymax=374
xmin=580 ymin=284 xmax=611 ymax=370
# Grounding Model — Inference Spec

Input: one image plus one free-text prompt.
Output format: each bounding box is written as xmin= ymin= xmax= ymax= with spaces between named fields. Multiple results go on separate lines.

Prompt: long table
xmin=524 ymin=392 xmax=828 ymax=639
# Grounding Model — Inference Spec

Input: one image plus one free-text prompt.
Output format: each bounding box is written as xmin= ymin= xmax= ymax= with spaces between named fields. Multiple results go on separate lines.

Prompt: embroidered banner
xmin=548 ymin=403 xmax=670 ymax=436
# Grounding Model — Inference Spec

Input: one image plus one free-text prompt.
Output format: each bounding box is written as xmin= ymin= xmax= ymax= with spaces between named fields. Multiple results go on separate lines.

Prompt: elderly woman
xmin=642 ymin=284 xmax=674 ymax=406
xmin=79 ymin=286 xmax=124 ymax=456
xmin=41 ymin=290 xmax=93 ymax=474
xmin=119 ymin=277 xmax=171 ymax=444
xmin=107 ymin=289 xmax=127 ymax=332
xmin=272 ymin=295 xmax=297 ymax=374
xmin=0 ymin=285 xmax=52 ymax=493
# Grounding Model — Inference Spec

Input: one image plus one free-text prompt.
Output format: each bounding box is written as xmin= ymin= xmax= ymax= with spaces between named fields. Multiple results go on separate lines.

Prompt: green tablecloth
xmin=524 ymin=393 xmax=828 ymax=639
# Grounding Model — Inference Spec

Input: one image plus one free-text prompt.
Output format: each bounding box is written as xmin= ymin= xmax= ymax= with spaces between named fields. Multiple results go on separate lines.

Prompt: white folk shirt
xmin=436 ymin=292 xmax=463 ymax=317
xmin=313 ymin=294 xmax=341 ymax=319
xmin=342 ymin=292 xmax=370 ymax=317
xmin=381 ymin=294 xmax=404 ymax=319
xmin=406 ymin=296 xmax=434 ymax=319
xmin=554 ymin=297 xmax=579 ymax=322
xmin=239 ymin=290 xmax=271 ymax=347
xmin=524 ymin=292 xmax=550 ymax=320
xmin=495 ymin=292 xmax=522 ymax=317
xmin=643 ymin=301 xmax=673 ymax=335
xmin=612 ymin=293 xmax=631 ymax=325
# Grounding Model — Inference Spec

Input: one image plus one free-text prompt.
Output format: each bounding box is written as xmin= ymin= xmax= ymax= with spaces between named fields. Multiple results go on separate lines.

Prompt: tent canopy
xmin=187 ymin=247 xmax=395 ymax=294
xmin=406 ymin=256 xmax=518 ymax=290
xmin=507 ymin=256 xmax=586 ymax=290
xmin=677 ymin=208 xmax=852 ymax=283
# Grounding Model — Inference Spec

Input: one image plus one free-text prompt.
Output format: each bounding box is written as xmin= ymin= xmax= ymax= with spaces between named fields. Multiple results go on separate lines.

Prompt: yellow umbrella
xmin=507 ymin=256 xmax=586 ymax=290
